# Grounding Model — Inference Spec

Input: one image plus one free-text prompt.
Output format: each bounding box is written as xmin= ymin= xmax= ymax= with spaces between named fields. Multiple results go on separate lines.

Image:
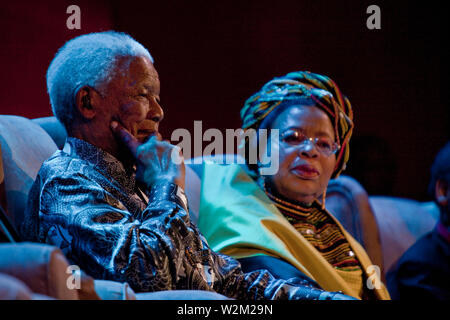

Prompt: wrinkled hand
xmin=110 ymin=121 xmax=185 ymax=190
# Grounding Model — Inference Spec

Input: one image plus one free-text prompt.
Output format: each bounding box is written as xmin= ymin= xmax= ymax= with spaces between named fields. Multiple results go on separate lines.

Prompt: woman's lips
xmin=291 ymin=164 xmax=320 ymax=179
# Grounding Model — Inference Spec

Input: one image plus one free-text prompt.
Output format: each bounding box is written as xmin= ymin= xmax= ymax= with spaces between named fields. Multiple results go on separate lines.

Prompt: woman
xmin=194 ymin=71 xmax=390 ymax=300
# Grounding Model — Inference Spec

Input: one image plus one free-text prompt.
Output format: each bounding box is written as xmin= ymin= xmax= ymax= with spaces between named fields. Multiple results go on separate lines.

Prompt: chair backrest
xmin=369 ymin=196 xmax=439 ymax=273
xmin=0 ymin=115 xmax=58 ymax=231
xmin=32 ymin=116 xmax=67 ymax=150
xmin=185 ymin=154 xmax=241 ymax=225
xmin=326 ymin=175 xmax=385 ymax=277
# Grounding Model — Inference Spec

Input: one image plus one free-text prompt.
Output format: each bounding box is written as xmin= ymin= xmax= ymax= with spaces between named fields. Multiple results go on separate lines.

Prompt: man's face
xmin=94 ymin=55 xmax=163 ymax=156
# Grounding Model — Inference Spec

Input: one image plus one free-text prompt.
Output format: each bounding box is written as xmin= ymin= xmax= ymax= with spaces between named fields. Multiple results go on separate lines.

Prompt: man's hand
xmin=110 ymin=121 xmax=185 ymax=190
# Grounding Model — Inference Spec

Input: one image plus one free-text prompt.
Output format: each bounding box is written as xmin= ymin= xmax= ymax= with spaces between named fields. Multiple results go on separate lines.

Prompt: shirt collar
xmin=64 ymin=137 xmax=137 ymax=194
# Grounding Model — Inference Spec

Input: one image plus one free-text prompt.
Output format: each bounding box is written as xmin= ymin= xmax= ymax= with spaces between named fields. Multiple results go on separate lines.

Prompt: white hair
xmin=46 ymin=31 xmax=153 ymax=130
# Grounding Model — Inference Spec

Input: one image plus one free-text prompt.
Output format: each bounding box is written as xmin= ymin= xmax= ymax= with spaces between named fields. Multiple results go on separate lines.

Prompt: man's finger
xmin=110 ymin=121 xmax=140 ymax=157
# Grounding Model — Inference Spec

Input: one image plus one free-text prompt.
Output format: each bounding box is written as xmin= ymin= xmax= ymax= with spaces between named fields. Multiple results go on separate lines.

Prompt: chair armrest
xmin=0 ymin=242 xmax=78 ymax=299
xmin=93 ymin=280 xmax=136 ymax=300
xmin=0 ymin=272 xmax=33 ymax=299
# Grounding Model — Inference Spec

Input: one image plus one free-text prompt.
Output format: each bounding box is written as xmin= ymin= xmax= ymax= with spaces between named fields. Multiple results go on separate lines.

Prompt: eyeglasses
xmin=280 ymin=130 xmax=340 ymax=157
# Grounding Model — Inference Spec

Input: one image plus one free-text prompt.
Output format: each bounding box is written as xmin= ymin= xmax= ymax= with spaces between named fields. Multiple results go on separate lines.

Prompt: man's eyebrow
xmin=142 ymin=82 xmax=159 ymax=93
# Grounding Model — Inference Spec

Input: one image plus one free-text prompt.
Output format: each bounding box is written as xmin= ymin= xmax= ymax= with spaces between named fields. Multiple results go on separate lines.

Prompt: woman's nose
xmin=298 ymin=140 xmax=319 ymax=158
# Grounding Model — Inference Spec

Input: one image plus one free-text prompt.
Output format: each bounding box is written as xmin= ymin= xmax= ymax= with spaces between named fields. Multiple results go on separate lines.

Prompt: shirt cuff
xmin=147 ymin=181 xmax=189 ymax=212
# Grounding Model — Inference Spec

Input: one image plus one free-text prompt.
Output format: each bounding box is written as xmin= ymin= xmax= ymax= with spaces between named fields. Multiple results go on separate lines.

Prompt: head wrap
xmin=240 ymin=71 xmax=354 ymax=178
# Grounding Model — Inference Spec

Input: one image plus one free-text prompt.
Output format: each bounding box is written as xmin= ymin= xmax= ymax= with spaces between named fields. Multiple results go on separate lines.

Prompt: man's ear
xmin=435 ymin=179 xmax=449 ymax=206
xmin=75 ymin=86 xmax=101 ymax=120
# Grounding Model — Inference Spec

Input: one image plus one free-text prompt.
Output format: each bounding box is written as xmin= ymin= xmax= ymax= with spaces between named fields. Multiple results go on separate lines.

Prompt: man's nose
xmin=147 ymin=98 xmax=164 ymax=123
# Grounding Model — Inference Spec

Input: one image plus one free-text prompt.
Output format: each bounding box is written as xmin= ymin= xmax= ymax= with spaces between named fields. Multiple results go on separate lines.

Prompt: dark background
xmin=1 ymin=0 xmax=448 ymax=201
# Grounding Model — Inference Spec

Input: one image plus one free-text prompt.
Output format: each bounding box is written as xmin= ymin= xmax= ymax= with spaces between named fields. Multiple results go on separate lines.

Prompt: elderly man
xmin=21 ymin=31 xmax=352 ymax=299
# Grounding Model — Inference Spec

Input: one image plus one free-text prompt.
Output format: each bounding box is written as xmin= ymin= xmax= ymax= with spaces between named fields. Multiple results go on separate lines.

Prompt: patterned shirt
xmin=267 ymin=192 xmax=362 ymax=271
xmin=21 ymin=137 xmax=331 ymax=299
xmin=265 ymin=190 xmax=367 ymax=298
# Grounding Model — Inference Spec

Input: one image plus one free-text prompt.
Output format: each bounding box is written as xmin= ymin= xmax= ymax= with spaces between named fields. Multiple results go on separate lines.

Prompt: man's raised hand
xmin=110 ymin=121 xmax=185 ymax=190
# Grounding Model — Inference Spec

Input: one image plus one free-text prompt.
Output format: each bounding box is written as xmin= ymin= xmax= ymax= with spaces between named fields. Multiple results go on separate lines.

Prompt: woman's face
xmin=264 ymin=104 xmax=337 ymax=204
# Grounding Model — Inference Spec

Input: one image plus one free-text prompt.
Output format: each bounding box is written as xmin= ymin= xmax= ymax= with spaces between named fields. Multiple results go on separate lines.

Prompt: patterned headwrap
xmin=240 ymin=71 xmax=354 ymax=178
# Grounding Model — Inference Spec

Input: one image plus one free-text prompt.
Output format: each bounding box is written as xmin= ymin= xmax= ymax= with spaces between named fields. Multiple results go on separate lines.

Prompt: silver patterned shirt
xmin=22 ymin=137 xmax=326 ymax=299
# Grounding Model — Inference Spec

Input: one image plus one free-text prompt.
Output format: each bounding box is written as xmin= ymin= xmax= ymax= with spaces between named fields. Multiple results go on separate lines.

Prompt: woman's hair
xmin=46 ymin=31 xmax=153 ymax=131
xmin=240 ymin=71 xmax=354 ymax=179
